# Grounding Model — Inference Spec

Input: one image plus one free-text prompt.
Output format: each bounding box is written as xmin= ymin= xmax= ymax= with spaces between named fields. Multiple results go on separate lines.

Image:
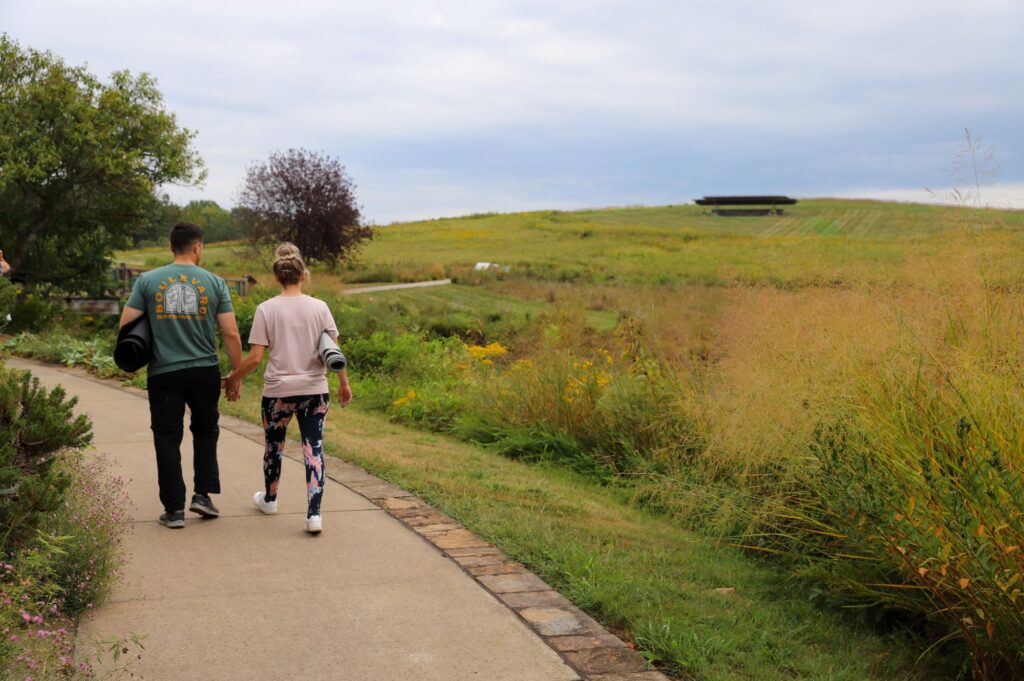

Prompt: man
xmin=119 ymin=222 xmax=243 ymax=529
xmin=0 ymin=249 xmax=10 ymax=277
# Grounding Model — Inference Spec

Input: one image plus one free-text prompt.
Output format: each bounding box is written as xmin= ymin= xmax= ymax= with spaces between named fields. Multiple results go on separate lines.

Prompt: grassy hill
xmin=354 ymin=198 xmax=1023 ymax=287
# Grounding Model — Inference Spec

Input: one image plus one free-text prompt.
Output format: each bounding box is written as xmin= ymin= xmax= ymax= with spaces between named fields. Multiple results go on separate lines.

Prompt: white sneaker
xmin=253 ymin=491 xmax=278 ymax=514
xmin=305 ymin=515 xmax=322 ymax=534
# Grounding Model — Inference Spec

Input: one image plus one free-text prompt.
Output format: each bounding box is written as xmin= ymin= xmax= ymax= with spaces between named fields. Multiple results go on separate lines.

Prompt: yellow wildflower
xmin=466 ymin=341 xmax=509 ymax=361
xmin=392 ymin=388 xmax=417 ymax=407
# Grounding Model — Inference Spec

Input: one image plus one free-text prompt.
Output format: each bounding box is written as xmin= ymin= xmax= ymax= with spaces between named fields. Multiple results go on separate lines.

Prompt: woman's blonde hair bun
xmin=272 ymin=242 xmax=308 ymax=285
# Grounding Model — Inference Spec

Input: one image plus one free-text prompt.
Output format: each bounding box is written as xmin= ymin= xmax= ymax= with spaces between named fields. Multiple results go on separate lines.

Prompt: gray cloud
xmin=3 ymin=0 xmax=1021 ymax=221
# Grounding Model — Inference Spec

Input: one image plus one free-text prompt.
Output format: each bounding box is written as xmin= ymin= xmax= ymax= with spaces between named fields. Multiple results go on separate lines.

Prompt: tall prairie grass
xmin=452 ymin=311 xmax=703 ymax=479
xmin=459 ymin=225 xmax=1024 ymax=676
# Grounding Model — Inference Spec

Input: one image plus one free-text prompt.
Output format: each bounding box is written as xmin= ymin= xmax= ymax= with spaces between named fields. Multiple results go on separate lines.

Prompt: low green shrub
xmin=346 ymin=331 xmax=467 ymax=430
xmin=8 ymin=292 xmax=67 ymax=334
xmin=0 ymin=368 xmax=92 ymax=550
xmin=0 ymin=279 xmax=19 ymax=333
xmin=231 ymin=286 xmax=275 ymax=347
xmin=3 ymin=332 xmax=122 ymax=378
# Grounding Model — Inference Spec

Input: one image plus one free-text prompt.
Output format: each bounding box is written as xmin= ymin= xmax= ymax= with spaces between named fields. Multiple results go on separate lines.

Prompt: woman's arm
xmin=336 ymin=367 xmax=352 ymax=407
xmin=224 ymin=344 xmax=265 ymax=401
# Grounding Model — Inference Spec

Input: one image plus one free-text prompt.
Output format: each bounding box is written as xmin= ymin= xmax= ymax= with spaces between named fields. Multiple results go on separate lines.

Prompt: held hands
xmin=223 ymin=372 xmax=242 ymax=402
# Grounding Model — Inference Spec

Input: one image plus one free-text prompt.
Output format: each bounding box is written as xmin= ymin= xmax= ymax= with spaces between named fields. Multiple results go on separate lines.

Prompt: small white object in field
xmin=474 ymin=262 xmax=510 ymax=272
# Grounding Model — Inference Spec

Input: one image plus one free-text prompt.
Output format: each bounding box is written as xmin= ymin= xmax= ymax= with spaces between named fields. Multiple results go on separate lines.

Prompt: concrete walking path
xmin=10 ymin=358 xmax=579 ymax=681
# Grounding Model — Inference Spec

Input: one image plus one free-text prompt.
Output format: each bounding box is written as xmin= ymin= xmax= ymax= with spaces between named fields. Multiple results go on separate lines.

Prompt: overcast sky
xmin=3 ymin=0 xmax=1022 ymax=223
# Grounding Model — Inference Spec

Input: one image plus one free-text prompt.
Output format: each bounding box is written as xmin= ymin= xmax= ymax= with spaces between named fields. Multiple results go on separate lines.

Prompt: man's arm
xmin=118 ymin=305 xmax=144 ymax=329
xmin=217 ymin=311 xmax=243 ymax=371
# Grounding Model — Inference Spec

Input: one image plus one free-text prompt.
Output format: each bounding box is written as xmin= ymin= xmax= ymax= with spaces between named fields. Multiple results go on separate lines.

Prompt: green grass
xmin=218 ymin=379 xmax=938 ymax=681
xmin=567 ymin=199 xmax=1013 ymax=238
xmin=359 ymin=284 xmax=619 ymax=333
xmin=354 ymin=199 xmax=1024 ymax=287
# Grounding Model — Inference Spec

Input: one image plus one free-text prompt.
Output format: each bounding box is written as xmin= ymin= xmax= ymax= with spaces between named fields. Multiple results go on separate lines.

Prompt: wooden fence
xmin=112 ymin=263 xmax=250 ymax=297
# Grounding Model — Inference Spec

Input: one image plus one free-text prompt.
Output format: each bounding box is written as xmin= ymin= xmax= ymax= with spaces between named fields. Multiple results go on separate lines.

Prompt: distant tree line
xmin=133 ymin=195 xmax=246 ymax=247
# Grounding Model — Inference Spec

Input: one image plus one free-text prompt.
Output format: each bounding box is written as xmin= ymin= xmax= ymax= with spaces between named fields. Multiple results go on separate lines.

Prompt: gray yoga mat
xmin=318 ymin=331 xmax=347 ymax=372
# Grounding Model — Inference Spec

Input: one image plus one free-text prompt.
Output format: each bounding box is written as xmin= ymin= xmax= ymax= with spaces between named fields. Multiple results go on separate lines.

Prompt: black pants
xmin=147 ymin=365 xmax=222 ymax=512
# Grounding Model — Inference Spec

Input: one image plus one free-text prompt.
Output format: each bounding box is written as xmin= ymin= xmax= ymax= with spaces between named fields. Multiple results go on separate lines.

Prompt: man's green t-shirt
xmin=125 ymin=264 xmax=234 ymax=377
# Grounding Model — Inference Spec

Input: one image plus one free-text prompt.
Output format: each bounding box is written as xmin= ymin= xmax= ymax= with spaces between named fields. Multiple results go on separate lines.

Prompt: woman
xmin=224 ymin=243 xmax=352 ymax=533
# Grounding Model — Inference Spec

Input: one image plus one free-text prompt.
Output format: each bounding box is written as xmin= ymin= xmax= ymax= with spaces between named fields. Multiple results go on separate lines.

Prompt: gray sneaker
xmin=189 ymin=493 xmax=220 ymax=517
xmin=159 ymin=510 xmax=185 ymax=528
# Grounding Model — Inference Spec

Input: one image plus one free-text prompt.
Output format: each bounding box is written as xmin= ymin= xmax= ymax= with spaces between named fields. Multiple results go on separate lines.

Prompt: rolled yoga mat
xmin=114 ymin=314 xmax=152 ymax=372
xmin=318 ymin=331 xmax=347 ymax=372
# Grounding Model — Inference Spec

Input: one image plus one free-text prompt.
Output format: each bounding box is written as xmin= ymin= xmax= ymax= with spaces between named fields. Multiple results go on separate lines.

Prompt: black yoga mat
xmin=114 ymin=314 xmax=152 ymax=372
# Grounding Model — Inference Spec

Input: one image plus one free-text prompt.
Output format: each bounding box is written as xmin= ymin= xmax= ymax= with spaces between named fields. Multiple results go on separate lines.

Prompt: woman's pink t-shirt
xmin=247 ymin=294 xmax=339 ymax=398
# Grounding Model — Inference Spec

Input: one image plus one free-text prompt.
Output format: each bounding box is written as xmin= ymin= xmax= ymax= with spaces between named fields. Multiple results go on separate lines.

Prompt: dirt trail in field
xmin=345 ymin=278 xmax=452 ymax=294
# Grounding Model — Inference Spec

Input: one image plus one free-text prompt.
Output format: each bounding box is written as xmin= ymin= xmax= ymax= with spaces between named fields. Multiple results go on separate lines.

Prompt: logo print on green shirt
xmin=155 ymin=275 xmax=210 ymax=321
xmin=165 ymin=282 xmax=199 ymax=314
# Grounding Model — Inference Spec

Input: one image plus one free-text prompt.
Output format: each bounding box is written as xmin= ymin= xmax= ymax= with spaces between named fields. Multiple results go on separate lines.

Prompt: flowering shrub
xmin=1 ymin=539 xmax=79 ymax=679
xmin=0 ymin=367 xmax=132 ymax=678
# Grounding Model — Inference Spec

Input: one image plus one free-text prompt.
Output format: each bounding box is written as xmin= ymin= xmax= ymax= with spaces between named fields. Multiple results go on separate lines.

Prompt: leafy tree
xmin=237 ymin=148 xmax=371 ymax=266
xmin=0 ymin=35 xmax=204 ymax=292
xmin=130 ymin=192 xmax=183 ymax=248
xmin=180 ymin=199 xmax=243 ymax=243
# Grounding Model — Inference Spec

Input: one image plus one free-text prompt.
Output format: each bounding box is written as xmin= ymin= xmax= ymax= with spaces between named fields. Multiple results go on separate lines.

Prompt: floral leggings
xmin=261 ymin=394 xmax=330 ymax=518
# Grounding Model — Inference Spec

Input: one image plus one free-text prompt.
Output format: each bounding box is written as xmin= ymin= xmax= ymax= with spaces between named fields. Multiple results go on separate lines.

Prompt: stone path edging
xmin=29 ymin=362 xmax=671 ymax=681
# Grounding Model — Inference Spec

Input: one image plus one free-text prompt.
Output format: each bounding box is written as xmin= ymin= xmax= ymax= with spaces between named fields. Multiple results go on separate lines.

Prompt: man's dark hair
xmin=170 ymin=222 xmax=205 ymax=254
